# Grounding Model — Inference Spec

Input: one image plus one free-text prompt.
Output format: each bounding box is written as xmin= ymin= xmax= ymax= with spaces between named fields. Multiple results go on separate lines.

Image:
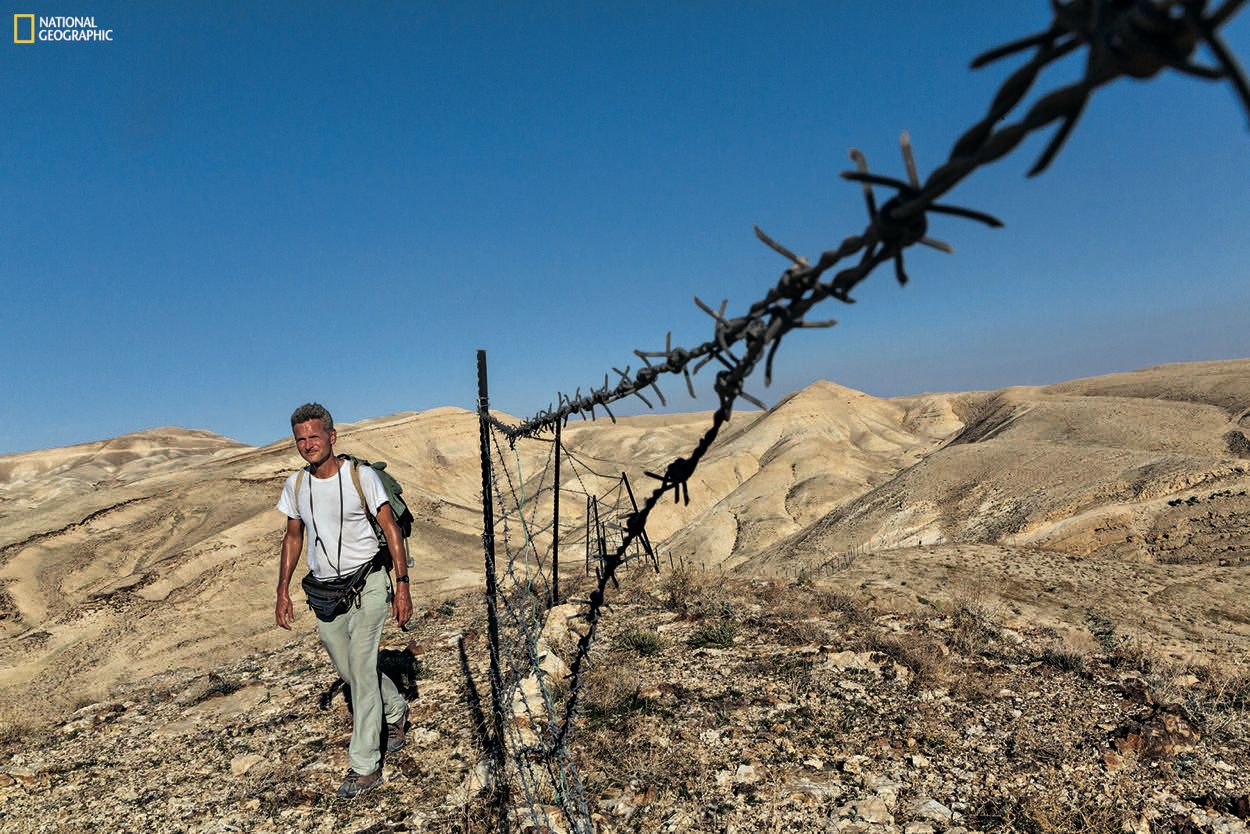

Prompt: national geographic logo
xmin=13 ymin=14 xmax=34 ymax=42
xmin=13 ymin=13 xmax=114 ymax=43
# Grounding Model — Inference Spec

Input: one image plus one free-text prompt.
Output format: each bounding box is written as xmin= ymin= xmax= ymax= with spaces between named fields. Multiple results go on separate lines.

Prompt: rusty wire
xmin=478 ymin=0 xmax=1250 ymax=819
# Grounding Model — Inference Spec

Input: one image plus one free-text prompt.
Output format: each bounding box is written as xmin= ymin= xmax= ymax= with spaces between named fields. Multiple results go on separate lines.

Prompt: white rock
xmin=909 ymin=798 xmax=955 ymax=822
xmin=230 ymin=754 xmax=266 ymax=776
xmin=407 ymin=727 xmax=439 ymax=746
xmin=445 ymin=760 xmax=492 ymax=806
xmin=839 ymin=796 xmax=893 ymax=825
xmin=863 ymin=774 xmax=904 ymax=809
xmin=841 ymin=755 xmax=870 ymax=775
xmin=600 ymin=792 xmax=636 ymax=819
xmin=734 ymin=763 xmax=760 ymax=784
xmin=535 ymin=638 xmax=570 ymax=682
xmin=6 ymin=767 xmax=38 ymax=787
xmin=540 ymin=604 xmax=587 ymax=645
xmin=715 ymin=763 xmax=761 ymax=787
xmin=823 ymin=650 xmax=879 ymax=673
xmin=786 ymin=777 xmax=842 ymax=801
xmin=1000 ymin=628 xmax=1025 ymax=645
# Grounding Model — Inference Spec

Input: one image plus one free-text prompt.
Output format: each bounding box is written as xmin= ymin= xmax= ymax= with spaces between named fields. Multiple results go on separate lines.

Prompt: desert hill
xmin=744 ymin=360 xmax=1250 ymax=661
xmin=0 ymin=360 xmax=1248 ymax=738
xmin=0 ymin=427 xmax=248 ymax=519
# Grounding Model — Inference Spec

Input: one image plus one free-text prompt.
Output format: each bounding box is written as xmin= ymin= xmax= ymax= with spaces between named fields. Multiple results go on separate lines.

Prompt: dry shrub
xmin=744 ymin=587 xmax=832 ymax=645
xmin=812 ymin=587 xmax=871 ymax=626
xmin=1108 ymin=633 xmax=1159 ymax=674
xmin=1202 ymin=661 xmax=1250 ymax=712
xmin=970 ymin=794 xmax=1127 ymax=834
xmin=0 ymin=713 xmax=31 ymax=746
xmin=945 ymin=664 xmax=1002 ymax=703
xmin=581 ymin=661 xmax=647 ymax=727
xmin=747 ymin=578 xmax=789 ymax=606
xmin=948 ymin=588 xmax=1003 ymax=656
xmin=774 ymin=617 xmax=829 ymax=646
xmin=864 ymin=632 xmax=950 ymax=687
xmin=1085 ymin=610 xmax=1166 ymax=675
xmin=587 ymin=721 xmax=709 ymax=800
xmin=618 ymin=625 xmax=664 ymax=657
xmin=428 ymin=791 xmax=498 ymax=834
xmin=661 ymin=559 xmax=704 ymax=615
xmin=687 ymin=619 xmax=739 ymax=649
xmin=661 ymin=560 xmax=733 ymax=621
xmin=1039 ymin=644 xmax=1088 ymax=675
xmin=1161 ymin=655 xmax=1250 ymax=736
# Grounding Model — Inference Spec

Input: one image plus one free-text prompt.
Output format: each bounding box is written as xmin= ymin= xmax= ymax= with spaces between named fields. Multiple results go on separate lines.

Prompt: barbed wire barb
xmin=753 ymin=225 xmax=809 ymax=267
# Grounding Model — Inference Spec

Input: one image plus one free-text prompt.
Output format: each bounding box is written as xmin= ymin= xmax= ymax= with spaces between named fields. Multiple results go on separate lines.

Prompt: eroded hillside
xmin=1 ymin=360 xmax=1248 ymax=735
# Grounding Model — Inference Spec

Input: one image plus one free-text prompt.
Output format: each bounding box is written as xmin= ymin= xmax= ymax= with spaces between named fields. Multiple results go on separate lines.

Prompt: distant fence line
xmin=467 ymin=4 xmax=1249 ymax=831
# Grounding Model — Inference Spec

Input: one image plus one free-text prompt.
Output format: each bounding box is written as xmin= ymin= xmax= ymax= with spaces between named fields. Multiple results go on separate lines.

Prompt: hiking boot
xmin=386 ymin=710 xmax=408 ymax=753
xmin=336 ymin=767 xmax=382 ymax=798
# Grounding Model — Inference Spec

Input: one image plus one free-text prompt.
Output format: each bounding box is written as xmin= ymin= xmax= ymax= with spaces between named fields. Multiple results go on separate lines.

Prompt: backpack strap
xmin=341 ymin=455 xmax=379 ymax=534
xmin=340 ymin=455 xmax=404 ymax=568
xmin=293 ymin=468 xmax=308 ymax=512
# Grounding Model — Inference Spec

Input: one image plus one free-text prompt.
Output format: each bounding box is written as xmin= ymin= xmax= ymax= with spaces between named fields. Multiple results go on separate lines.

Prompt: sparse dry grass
xmin=738 ymin=580 xmax=834 ymax=645
xmin=1038 ymin=644 xmax=1089 ymax=675
xmin=687 ymin=619 xmax=739 ymax=649
xmin=772 ymin=616 xmax=828 ymax=646
xmin=970 ymin=794 xmax=1129 ymax=834
xmin=660 ymin=560 xmax=734 ymax=621
xmin=1149 ymin=654 xmax=1250 ymax=739
xmin=814 ymin=587 xmax=872 ymax=626
xmin=862 ymin=632 xmax=950 ymax=687
xmin=948 ymin=586 xmax=1004 ymax=656
xmin=618 ymin=625 xmax=664 ymax=656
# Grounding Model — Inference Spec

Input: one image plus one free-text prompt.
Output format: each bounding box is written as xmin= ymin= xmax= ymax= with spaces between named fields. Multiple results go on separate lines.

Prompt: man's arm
xmin=276 ymin=516 xmax=304 ymax=630
xmin=376 ymin=504 xmax=411 ymax=628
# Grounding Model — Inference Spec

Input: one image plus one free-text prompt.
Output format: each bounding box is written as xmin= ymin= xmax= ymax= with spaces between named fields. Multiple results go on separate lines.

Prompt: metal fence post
xmin=552 ymin=419 xmax=561 ymax=607
xmin=475 ymin=349 xmax=510 ymax=825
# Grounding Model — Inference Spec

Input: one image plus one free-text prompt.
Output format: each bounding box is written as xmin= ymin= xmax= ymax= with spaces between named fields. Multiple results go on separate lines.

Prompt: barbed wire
xmin=474 ymin=1 xmax=1249 ymax=826
xmin=485 ymin=425 xmax=594 ymax=832
xmin=488 ymin=0 xmax=1248 ymax=448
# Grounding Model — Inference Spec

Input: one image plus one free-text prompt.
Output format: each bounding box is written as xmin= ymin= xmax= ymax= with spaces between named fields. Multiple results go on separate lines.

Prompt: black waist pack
xmin=301 ymin=559 xmax=378 ymax=622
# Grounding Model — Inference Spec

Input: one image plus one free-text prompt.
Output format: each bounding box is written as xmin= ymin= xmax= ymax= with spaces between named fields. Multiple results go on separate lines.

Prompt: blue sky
xmin=2 ymin=2 xmax=1248 ymax=454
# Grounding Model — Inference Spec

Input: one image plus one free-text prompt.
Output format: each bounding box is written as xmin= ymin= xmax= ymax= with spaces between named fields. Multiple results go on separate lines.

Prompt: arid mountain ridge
xmin=1 ymin=359 xmax=1248 ymax=733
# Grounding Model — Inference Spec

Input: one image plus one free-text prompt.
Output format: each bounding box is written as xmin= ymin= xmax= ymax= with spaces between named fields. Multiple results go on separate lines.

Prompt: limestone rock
xmin=839 ymin=796 xmax=893 ymax=825
xmin=230 ymin=754 xmax=266 ymax=776
xmin=909 ymin=797 xmax=955 ymax=822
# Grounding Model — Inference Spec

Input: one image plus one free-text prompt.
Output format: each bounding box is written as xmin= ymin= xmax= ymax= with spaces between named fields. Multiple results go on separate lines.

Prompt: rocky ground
xmin=1 ymin=568 xmax=1248 ymax=834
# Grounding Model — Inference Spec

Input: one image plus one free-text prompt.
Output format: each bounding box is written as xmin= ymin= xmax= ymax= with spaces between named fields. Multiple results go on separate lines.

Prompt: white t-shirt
xmin=277 ymin=459 xmax=390 ymax=580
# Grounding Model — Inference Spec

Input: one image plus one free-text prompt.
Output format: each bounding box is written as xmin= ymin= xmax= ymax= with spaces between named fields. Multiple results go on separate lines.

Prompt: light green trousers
xmin=316 ymin=568 xmax=408 ymax=775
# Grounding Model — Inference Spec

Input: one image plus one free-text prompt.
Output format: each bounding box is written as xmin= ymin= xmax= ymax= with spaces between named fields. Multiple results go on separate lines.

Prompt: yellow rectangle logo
xmin=14 ymin=14 xmax=35 ymax=43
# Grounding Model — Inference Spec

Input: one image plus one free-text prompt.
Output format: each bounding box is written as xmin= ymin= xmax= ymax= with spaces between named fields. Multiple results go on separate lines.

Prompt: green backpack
xmin=294 ymin=454 xmax=415 ymax=563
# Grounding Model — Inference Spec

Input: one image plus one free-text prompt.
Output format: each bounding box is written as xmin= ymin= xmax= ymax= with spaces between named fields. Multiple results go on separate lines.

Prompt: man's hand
xmin=276 ymin=591 xmax=296 ymax=630
xmin=392 ymin=584 xmax=412 ymax=629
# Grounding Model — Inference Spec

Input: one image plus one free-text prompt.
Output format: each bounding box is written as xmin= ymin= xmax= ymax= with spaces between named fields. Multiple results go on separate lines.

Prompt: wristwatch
xmin=395 ymin=575 xmax=410 ymax=584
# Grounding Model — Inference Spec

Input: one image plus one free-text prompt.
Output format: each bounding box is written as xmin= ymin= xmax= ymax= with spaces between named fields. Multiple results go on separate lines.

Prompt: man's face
xmin=293 ymin=419 xmax=335 ymax=467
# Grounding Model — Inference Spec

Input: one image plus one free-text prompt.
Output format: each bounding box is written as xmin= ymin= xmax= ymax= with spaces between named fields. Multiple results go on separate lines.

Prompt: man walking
xmin=275 ymin=402 xmax=412 ymax=798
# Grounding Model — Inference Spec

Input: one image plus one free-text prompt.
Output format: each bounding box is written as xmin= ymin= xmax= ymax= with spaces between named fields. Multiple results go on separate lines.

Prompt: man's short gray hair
xmin=290 ymin=402 xmax=334 ymax=432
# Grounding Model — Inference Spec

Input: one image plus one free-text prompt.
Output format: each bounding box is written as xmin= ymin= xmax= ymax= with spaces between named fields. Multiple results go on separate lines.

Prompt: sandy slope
xmin=0 ymin=359 xmax=1248 ymax=729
